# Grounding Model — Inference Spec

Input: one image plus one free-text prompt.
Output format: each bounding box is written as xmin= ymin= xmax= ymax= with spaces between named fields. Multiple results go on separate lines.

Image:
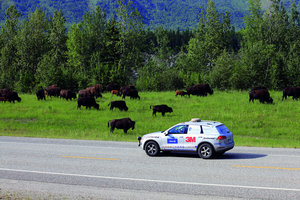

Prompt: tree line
xmin=0 ymin=0 xmax=299 ymax=93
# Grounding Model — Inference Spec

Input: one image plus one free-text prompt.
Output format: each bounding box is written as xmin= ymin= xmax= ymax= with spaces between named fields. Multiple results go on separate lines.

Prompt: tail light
xmin=217 ymin=136 xmax=227 ymax=140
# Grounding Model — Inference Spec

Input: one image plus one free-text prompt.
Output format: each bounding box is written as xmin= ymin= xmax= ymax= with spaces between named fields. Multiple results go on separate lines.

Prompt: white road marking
xmin=1 ymin=168 xmax=300 ymax=192
xmin=0 ymin=141 xmax=138 ymax=150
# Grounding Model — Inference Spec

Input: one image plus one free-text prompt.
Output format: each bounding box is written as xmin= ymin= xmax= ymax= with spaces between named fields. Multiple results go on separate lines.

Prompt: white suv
xmin=137 ymin=118 xmax=234 ymax=159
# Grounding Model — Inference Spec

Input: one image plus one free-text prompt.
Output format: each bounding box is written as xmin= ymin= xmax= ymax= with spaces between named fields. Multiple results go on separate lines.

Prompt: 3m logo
xmin=186 ymin=137 xmax=196 ymax=143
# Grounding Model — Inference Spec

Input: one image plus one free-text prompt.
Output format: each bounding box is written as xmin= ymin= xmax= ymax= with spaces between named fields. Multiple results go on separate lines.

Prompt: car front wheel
xmin=198 ymin=143 xmax=214 ymax=159
xmin=145 ymin=141 xmax=160 ymax=156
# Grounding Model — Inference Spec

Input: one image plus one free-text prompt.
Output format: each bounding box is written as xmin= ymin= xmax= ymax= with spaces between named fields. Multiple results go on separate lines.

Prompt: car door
xmin=183 ymin=125 xmax=202 ymax=151
xmin=161 ymin=125 xmax=188 ymax=150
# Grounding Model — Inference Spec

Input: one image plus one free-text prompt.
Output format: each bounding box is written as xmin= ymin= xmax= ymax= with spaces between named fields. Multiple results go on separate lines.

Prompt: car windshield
xmin=216 ymin=125 xmax=230 ymax=134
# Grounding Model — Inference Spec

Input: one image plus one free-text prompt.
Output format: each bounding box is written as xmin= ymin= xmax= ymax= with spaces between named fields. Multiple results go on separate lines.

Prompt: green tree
xmin=0 ymin=5 xmax=22 ymax=89
xmin=66 ymin=6 xmax=107 ymax=88
xmin=35 ymin=9 xmax=68 ymax=89
xmin=14 ymin=6 xmax=50 ymax=92
xmin=115 ymin=0 xmax=146 ymax=85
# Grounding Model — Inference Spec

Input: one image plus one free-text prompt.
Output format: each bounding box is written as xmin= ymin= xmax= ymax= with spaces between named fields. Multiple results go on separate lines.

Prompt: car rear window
xmin=216 ymin=125 xmax=230 ymax=134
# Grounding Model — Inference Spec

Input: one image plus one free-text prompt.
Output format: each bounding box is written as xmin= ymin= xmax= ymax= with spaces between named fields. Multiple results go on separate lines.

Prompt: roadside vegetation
xmin=1 ymin=90 xmax=299 ymax=148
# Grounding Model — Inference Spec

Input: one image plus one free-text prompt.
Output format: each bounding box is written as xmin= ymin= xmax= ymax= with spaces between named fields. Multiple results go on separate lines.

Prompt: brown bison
xmin=150 ymin=104 xmax=173 ymax=116
xmin=175 ymin=91 xmax=188 ymax=97
xmin=3 ymin=91 xmax=21 ymax=103
xmin=120 ymin=85 xmax=136 ymax=94
xmin=122 ymin=89 xmax=140 ymax=100
xmin=111 ymin=90 xmax=121 ymax=96
xmin=282 ymin=87 xmax=300 ymax=100
xmin=108 ymin=100 xmax=128 ymax=111
xmin=77 ymin=97 xmax=99 ymax=110
xmin=60 ymin=90 xmax=76 ymax=101
xmin=249 ymin=89 xmax=273 ymax=104
xmin=108 ymin=118 xmax=136 ymax=134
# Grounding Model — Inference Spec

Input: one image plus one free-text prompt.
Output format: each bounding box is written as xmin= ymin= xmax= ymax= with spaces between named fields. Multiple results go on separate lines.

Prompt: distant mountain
xmin=1 ymin=0 xmax=300 ymax=30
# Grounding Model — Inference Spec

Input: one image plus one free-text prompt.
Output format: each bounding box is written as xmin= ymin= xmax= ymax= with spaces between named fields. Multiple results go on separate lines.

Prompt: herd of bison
xmin=1 ymin=84 xmax=300 ymax=134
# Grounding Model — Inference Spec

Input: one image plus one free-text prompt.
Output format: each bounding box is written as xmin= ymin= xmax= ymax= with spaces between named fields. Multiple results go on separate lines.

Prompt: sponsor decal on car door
xmin=184 ymin=125 xmax=201 ymax=150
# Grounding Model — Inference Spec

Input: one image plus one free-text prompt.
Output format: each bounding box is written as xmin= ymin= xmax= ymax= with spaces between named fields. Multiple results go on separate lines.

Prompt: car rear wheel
xmin=145 ymin=141 xmax=160 ymax=156
xmin=198 ymin=143 xmax=214 ymax=159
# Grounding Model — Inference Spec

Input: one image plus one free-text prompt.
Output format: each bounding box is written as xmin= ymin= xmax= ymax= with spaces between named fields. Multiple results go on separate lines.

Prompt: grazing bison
xmin=150 ymin=104 xmax=173 ymax=116
xmin=122 ymin=89 xmax=140 ymax=100
xmin=47 ymin=87 xmax=61 ymax=97
xmin=187 ymin=87 xmax=206 ymax=96
xmin=77 ymin=97 xmax=99 ymax=110
xmin=249 ymin=89 xmax=273 ymax=104
xmin=60 ymin=90 xmax=76 ymax=101
xmin=111 ymin=90 xmax=121 ymax=96
xmin=175 ymin=91 xmax=188 ymax=97
xmin=86 ymin=86 xmax=102 ymax=99
xmin=4 ymin=91 xmax=21 ymax=103
xmin=106 ymin=84 xmax=120 ymax=92
xmin=36 ymin=89 xmax=46 ymax=100
xmin=108 ymin=100 xmax=128 ymax=111
xmin=282 ymin=87 xmax=300 ymax=100
xmin=108 ymin=118 xmax=136 ymax=134
xmin=45 ymin=84 xmax=58 ymax=91
xmin=120 ymin=85 xmax=136 ymax=94
xmin=193 ymin=84 xmax=214 ymax=96
xmin=92 ymin=84 xmax=102 ymax=94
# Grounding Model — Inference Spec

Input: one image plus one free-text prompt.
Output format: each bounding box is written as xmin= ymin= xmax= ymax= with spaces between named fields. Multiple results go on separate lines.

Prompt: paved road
xmin=1 ymin=136 xmax=300 ymax=199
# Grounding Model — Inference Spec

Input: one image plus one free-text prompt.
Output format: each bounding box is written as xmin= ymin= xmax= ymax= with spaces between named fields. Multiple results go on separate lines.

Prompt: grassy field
xmin=0 ymin=90 xmax=299 ymax=148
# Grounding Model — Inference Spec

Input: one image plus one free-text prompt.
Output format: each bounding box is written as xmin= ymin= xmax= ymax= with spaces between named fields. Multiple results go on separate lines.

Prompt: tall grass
xmin=0 ymin=90 xmax=299 ymax=148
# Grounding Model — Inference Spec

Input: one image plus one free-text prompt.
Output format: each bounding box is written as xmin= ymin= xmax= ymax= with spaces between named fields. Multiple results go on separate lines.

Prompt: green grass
xmin=1 ymin=90 xmax=300 ymax=148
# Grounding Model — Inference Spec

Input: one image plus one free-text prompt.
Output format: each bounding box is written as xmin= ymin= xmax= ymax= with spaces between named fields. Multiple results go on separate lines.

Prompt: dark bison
xmin=86 ymin=86 xmax=102 ymax=98
xmin=47 ymin=87 xmax=61 ymax=97
xmin=111 ymin=90 xmax=121 ymax=96
xmin=108 ymin=118 xmax=136 ymax=134
xmin=92 ymin=84 xmax=102 ymax=94
xmin=0 ymin=88 xmax=9 ymax=96
xmin=175 ymin=91 xmax=188 ymax=97
xmin=108 ymin=100 xmax=128 ymax=111
xmin=45 ymin=84 xmax=58 ymax=91
xmin=249 ymin=89 xmax=273 ymax=104
xmin=187 ymin=87 xmax=206 ymax=96
xmin=192 ymin=84 xmax=214 ymax=96
xmin=122 ymin=89 xmax=140 ymax=100
xmin=106 ymin=84 xmax=120 ymax=92
xmin=120 ymin=85 xmax=136 ymax=94
xmin=251 ymin=86 xmax=267 ymax=91
xmin=60 ymin=90 xmax=76 ymax=101
xmin=150 ymin=104 xmax=173 ymax=116
xmin=36 ymin=88 xmax=46 ymax=100
xmin=3 ymin=91 xmax=21 ymax=103
xmin=282 ymin=87 xmax=300 ymax=100
xmin=77 ymin=97 xmax=99 ymax=110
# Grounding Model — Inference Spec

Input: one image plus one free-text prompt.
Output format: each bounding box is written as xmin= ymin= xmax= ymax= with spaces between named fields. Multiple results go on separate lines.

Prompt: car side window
xmin=168 ymin=125 xmax=188 ymax=134
xmin=202 ymin=126 xmax=212 ymax=134
xmin=188 ymin=125 xmax=202 ymax=134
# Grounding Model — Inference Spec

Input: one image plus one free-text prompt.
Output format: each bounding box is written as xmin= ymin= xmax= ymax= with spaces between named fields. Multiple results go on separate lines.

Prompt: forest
xmin=0 ymin=0 xmax=300 ymax=93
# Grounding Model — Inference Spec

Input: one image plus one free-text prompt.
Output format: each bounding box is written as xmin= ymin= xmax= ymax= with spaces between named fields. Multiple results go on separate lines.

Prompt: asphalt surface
xmin=1 ymin=136 xmax=300 ymax=199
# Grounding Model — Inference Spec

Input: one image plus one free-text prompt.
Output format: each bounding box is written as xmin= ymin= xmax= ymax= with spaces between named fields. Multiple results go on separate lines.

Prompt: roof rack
xmin=191 ymin=118 xmax=201 ymax=122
